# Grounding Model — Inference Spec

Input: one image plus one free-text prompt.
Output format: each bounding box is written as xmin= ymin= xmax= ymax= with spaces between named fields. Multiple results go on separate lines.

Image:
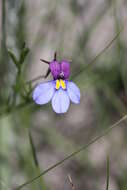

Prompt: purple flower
xmin=32 ymin=59 xmax=80 ymax=114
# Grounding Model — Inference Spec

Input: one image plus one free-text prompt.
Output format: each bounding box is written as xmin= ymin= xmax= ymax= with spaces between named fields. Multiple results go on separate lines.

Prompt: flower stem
xmin=15 ymin=114 xmax=127 ymax=190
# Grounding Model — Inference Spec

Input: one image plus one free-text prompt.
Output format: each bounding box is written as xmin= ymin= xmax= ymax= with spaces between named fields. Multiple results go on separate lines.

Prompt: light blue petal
xmin=67 ymin=81 xmax=80 ymax=104
xmin=32 ymin=81 xmax=55 ymax=105
xmin=51 ymin=89 xmax=70 ymax=114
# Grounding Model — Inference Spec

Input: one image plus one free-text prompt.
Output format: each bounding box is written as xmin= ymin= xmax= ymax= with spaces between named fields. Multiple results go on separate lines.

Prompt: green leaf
xmin=8 ymin=49 xmax=18 ymax=68
xmin=19 ymin=47 xmax=29 ymax=64
xmin=28 ymin=131 xmax=48 ymax=190
xmin=28 ymin=131 xmax=38 ymax=167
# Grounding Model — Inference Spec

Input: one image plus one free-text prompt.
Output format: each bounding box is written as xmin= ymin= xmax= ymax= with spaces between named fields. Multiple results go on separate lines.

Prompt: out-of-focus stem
xmin=28 ymin=131 xmax=47 ymax=190
xmin=0 ymin=0 xmax=8 ymax=89
xmin=1 ymin=0 xmax=8 ymax=65
xmin=1 ymin=0 xmax=6 ymax=50
xmin=0 ymin=1 xmax=7 ymax=190
xmin=16 ymin=114 xmax=127 ymax=190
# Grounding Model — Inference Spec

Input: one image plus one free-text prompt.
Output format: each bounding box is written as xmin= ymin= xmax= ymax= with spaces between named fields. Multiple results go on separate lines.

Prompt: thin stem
xmin=25 ymin=19 xmax=127 ymax=85
xmin=0 ymin=2 xmax=7 ymax=190
xmin=106 ymin=156 xmax=110 ymax=190
xmin=68 ymin=175 xmax=76 ymax=190
xmin=28 ymin=131 xmax=47 ymax=190
xmin=15 ymin=114 xmax=127 ymax=190
xmin=1 ymin=0 xmax=6 ymax=50
xmin=29 ymin=131 xmax=39 ymax=167
xmin=54 ymin=51 xmax=57 ymax=61
xmin=71 ymin=17 xmax=127 ymax=80
xmin=1 ymin=23 xmax=127 ymax=120
xmin=26 ymin=75 xmax=45 ymax=85
xmin=0 ymin=8 xmax=125 ymax=121
xmin=40 ymin=59 xmax=50 ymax=64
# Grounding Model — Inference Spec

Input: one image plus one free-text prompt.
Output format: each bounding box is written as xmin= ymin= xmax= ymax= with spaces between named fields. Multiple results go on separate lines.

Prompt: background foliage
xmin=0 ymin=0 xmax=127 ymax=189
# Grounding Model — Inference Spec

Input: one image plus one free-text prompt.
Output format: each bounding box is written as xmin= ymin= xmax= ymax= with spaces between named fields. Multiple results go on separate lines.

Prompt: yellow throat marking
xmin=55 ymin=79 xmax=66 ymax=90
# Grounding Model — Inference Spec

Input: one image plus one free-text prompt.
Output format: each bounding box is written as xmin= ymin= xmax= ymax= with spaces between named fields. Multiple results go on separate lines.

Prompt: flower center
xmin=55 ymin=79 xmax=66 ymax=90
xmin=59 ymin=71 xmax=64 ymax=78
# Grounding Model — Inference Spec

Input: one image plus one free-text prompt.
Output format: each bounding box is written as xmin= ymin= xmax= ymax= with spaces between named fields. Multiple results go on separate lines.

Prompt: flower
xmin=32 ymin=59 xmax=80 ymax=114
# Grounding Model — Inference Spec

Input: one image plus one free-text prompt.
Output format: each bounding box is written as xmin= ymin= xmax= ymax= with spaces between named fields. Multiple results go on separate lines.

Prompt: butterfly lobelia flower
xmin=32 ymin=53 xmax=81 ymax=114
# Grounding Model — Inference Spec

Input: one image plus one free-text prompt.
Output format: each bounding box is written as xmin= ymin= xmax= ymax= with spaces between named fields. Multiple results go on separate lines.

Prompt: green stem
xmin=0 ymin=1 xmax=6 ymax=190
xmin=25 ymin=18 xmax=127 ymax=85
xmin=106 ymin=156 xmax=110 ymax=190
xmin=15 ymin=114 xmax=127 ymax=190
xmin=71 ymin=18 xmax=127 ymax=81
xmin=1 ymin=0 xmax=6 ymax=50
xmin=28 ymin=131 xmax=47 ymax=190
xmin=0 ymin=17 xmax=126 ymax=120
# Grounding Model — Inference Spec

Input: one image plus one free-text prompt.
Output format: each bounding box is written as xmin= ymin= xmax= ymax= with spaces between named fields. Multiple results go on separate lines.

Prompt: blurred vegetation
xmin=0 ymin=0 xmax=127 ymax=190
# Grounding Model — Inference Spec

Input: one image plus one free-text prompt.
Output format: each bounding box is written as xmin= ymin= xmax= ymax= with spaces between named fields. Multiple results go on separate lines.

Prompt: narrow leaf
xmin=28 ymin=131 xmax=47 ymax=190
xmin=15 ymin=114 xmax=127 ymax=190
xmin=19 ymin=47 xmax=29 ymax=64
xmin=28 ymin=131 xmax=38 ymax=167
xmin=8 ymin=50 xmax=18 ymax=68
xmin=106 ymin=156 xmax=110 ymax=190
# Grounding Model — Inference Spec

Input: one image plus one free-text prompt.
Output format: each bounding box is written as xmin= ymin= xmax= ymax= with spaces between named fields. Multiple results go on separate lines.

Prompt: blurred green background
xmin=1 ymin=0 xmax=127 ymax=189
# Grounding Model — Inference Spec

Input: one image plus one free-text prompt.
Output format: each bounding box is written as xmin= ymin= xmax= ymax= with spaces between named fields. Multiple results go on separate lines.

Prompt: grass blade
xmin=71 ymin=18 xmax=127 ymax=80
xmin=29 ymin=131 xmax=39 ymax=167
xmin=28 ymin=131 xmax=47 ymax=190
xmin=106 ymin=156 xmax=110 ymax=190
xmin=0 ymin=17 xmax=126 ymax=121
xmin=15 ymin=114 xmax=127 ymax=190
xmin=26 ymin=18 xmax=127 ymax=85
xmin=8 ymin=50 xmax=18 ymax=68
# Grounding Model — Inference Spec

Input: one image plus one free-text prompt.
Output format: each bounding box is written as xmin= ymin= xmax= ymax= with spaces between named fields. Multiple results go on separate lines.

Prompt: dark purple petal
xmin=60 ymin=60 xmax=70 ymax=79
xmin=51 ymin=89 xmax=70 ymax=113
xmin=32 ymin=81 xmax=55 ymax=105
xmin=49 ymin=61 xmax=60 ymax=79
